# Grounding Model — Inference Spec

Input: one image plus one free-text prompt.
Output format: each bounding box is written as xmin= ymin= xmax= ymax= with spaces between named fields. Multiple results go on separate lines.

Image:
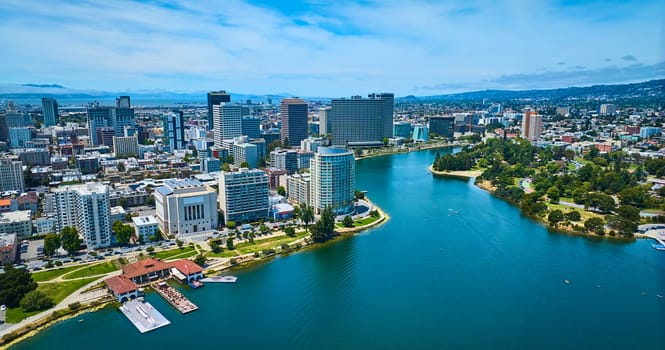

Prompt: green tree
xmin=226 ymin=237 xmax=235 ymax=250
xmin=240 ymin=161 xmax=249 ymax=168
xmin=60 ymin=226 xmax=82 ymax=255
xmin=354 ymin=189 xmax=365 ymax=200
xmin=299 ymin=203 xmax=314 ymax=232
xmin=284 ymin=226 xmax=296 ymax=237
xmin=546 ymin=186 xmax=560 ymax=203
xmin=277 ymin=186 xmax=286 ymax=196
xmin=584 ymin=217 xmax=605 ymax=235
xmin=564 ymin=211 xmax=581 ymax=221
xmin=311 ymin=207 xmax=335 ymax=242
xmin=210 ymin=240 xmax=221 ymax=253
xmin=20 ymin=290 xmax=54 ymax=312
xmin=193 ymin=254 xmax=206 ymax=266
xmin=176 ymin=239 xmax=184 ymax=248
xmin=113 ymin=221 xmax=134 ymax=245
xmin=0 ymin=265 xmax=38 ymax=307
xmin=150 ymin=229 xmax=163 ymax=242
xmin=342 ymin=215 xmax=354 ymax=227
xmin=548 ymin=210 xmax=564 ymax=227
xmin=43 ymin=233 xmax=61 ymax=257
xmin=226 ymin=221 xmax=237 ymax=229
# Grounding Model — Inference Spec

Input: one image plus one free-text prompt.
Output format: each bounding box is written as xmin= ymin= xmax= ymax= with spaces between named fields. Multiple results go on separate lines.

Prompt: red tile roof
xmin=170 ymin=259 xmax=203 ymax=276
xmin=104 ymin=276 xmax=138 ymax=295
xmin=121 ymin=258 xmax=172 ymax=279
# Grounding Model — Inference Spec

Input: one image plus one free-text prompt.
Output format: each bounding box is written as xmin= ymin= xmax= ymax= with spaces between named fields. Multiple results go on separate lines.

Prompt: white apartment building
xmin=52 ymin=183 xmax=112 ymax=249
xmin=218 ymin=168 xmax=269 ymax=224
xmin=310 ymin=147 xmax=355 ymax=215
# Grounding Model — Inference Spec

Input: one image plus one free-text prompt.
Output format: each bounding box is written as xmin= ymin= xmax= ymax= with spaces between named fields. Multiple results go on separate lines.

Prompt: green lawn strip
xmin=546 ymin=202 xmax=604 ymax=223
xmin=61 ymin=260 xmax=120 ymax=280
xmin=152 ymin=246 xmax=196 ymax=260
xmin=6 ymin=277 xmax=100 ymax=323
xmin=235 ymin=232 xmax=308 ymax=255
xmin=353 ymin=216 xmax=380 ymax=227
xmin=207 ymin=250 xmax=240 ymax=258
xmin=31 ymin=265 xmax=86 ymax=282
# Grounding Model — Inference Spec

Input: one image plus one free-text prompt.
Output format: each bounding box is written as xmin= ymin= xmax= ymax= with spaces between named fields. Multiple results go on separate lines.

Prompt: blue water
xmin=13 ymin=149 xmax=665 ymax=349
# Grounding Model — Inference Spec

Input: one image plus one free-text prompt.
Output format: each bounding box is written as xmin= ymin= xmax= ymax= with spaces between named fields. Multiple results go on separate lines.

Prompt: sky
xmin=0 ymin=0 xmax=664 ymax=97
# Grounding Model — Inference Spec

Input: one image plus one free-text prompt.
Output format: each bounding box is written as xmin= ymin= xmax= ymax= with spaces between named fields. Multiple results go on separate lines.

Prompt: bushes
xmin=20 ymin=291 xmax=54 ymax=312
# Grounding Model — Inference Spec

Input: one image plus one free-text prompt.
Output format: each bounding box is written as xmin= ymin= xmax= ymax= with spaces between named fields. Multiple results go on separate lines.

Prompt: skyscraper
xmin=318 ymin=107 xmax=331 ymax=136
xmin=213 ymin=104 xmax=242 ymax=147
xmin=280 ymin=98 xmax=308 ymax=147
xmin=52 ymin=183 xmax=111 ymax=250
xmin=163 ymin=111 xmax=186 ymax=151
xmin=42 ymin=97 xmax=59 ymax=127
xmin=87 ymin=103 xmax=112 ymax=146
xmin=86 ymin=97 xmax=135 ymax=146
xmin=218 ymin=168 xmax=269 ymax=224
xmin=330 ymin=93 xmax=394 ymax=147
xmin=112 ymin=96 xmax=135 ymax=136
xmin=241 ymin=116 xmax=261 ymax=139
xmin=521 ymin=111 xmax=543 ymax=141
xmin=428 ymin=116 xmax=455 ymax=139
xmin=207 ymin=90 xmax=231 ymax=129
xmin=0 ymin=156 xmax=24 ymax=193
xmin=310 ymin=147 xmax=355 ymax=215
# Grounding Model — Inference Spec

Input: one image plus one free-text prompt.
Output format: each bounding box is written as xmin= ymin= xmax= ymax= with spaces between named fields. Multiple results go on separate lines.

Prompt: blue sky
xmin=0 ymin=0 xmax=663 ymax=96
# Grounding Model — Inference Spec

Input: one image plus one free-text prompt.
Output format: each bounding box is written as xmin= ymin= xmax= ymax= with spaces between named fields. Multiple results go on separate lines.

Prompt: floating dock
xmin=201 ymin=276 xmax=237 ymax=283
xmin=153 ymin=282 xmax=198 ymax=314
xmin=120 ymin=299 xmax=171 ymax=333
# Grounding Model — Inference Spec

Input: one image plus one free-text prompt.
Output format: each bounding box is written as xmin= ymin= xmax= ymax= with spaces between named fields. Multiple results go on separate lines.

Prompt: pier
xmin=153 ymin=282 xmax=199 ymax=314
xmin=120 ymin=299 xmax=171 ymax=333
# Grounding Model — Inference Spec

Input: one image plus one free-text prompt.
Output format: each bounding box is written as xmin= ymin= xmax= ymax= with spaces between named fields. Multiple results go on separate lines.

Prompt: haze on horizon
xmin=0 ymin=0 xmax=663 ymax=97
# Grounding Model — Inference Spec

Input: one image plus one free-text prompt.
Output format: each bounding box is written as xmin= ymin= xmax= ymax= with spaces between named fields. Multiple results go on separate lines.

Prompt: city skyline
xmin=1 ymin=0 xmax=663 ymax=96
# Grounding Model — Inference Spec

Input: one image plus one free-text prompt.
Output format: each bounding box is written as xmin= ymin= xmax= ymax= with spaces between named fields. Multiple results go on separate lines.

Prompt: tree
xmin=43 ymin=233 xmax=61 ymax=257
xmin=548 ymin=210 xmax=564 ymax=227
xmin=616 ymin=205 xmax=640 ymax=222
xmin=277 ymin=186 xmax=286 ymax=196
xmin=150 ymin=229 xmax=162 ymax=242
xmin=546 ymin=186 xmax=560 ymax=203
xmin=146 ymin=196 xmax=155 ymax=206
xmin=382 ymin=137 xmax=389 ymax=147
xmin=240 ymin=161 xmax=249 ymax=168
xmin=20 ymin=290 xmax=54 ymax=312
xmin=146 ymin=246 xmax=155 ymax=253
xmin=584 ymin=217 xmax=605 ymax=235
xmin=564 ymin=211 xmax=581 ymax=221
xmin=354 ymin=189 xmax=365 ymax=200
xmin=210 ymin=240 xmax=221 ymax=253
xmin=0 ymin=265 xmax=38 ymax=308
xmin=60 ymin=226 xmax=82 ymax=255
xmin=117 ymin=162 xmax=126 ymax=172
xmin=118 ymin=197 xmax=128 ymax=208
xmin=176 ymin=239 xmax=184 ymax=248
xmin=311 ymin=207 xmax=335 ymax=242
xmin=299 ymin=203 xmax=314 ymax=232
xmin=193 ymin=254 xmax=207 ymax=266
xmin=113 ymin=221 xmax=134 ymax=245
xmin=284 ymin=226 xmax=296 ymax=237
xmin=226 ymin=221 xmax=237 ymax=229
xmin=226 ymin=237 xmax=235 ymax=250
xmin=343 ymin=215 xmax=354 ymax=227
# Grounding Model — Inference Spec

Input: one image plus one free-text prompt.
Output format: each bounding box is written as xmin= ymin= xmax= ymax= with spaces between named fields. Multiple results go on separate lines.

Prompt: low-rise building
xmin=170 ymin=259 xmax=204 ymax=283
xmin=121 ymin=258 xmax=172 ymax=285
xmin=154 ymin=179 xmax=218 ymax=236
xmin=0 ymin=234 xmax=18 ymax=265
xmin=110 ymin=206 xmax=126 ymax=224
xmin=35 ymin=216 xmax=57 ymax=235
xmin=104 ymin=276 xmax=140 ymax=302
xmin=132 ymin=215 xmax=159 ymax=241
xmin=0 ymin=210 xmax=32 ymax=238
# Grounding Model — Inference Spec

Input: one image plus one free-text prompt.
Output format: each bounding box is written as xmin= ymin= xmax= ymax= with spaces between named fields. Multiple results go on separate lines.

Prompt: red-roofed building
xmin=104 ymin=276 xmax=140 ymax=302
xmin=170 ymin=259 xmax=204 ymax=282
xmin=121 ymin=258 xmax=172 ymax=284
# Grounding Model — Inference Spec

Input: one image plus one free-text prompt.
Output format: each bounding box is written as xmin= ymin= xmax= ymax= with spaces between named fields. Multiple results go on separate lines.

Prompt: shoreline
xmin=355 ymin=143 xmax=461 ymax=161
xmin=428 ymin=165 xmax=483 ymax=179
xmin=1 ymin=201 xmax=390 ymax=348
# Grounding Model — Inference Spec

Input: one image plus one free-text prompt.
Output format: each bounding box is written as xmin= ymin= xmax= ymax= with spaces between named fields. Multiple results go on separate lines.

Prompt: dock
xmin=201 ymin=275 xmax=237 ymax=283
xmin=120 ymin=299 xmax=171 ymax=333
xmin=153 ymin=282 xmax=198 ymax=314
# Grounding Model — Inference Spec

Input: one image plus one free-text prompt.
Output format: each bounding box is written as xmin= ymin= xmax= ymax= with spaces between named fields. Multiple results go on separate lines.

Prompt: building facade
xmin=0 ymin=157 xmax=24 ymax=193
xmin=163 ymin=112 xmax=186 ymax=151
xmin=310 ymin=147 xmax=355 ymax=215
xmin=154 ymin=179 xmax=218 ymax=236
xmin=428 ymin=116 xmax=455 ymax=139
xmin=52 ymin=183 xmax=112 ymax=250
xmin=280 ymin=98 xmax=308 ymax=147
xmin=270 ymin=148 xmax=298 ymax=175
xmin=42 ymin=98 xmax=59 ymax=127
xmin=213 ymin=104 xmax=243 ymax=147
xmin=113 ymin=135 xmax=139 ymax=156
xmin=207 ymin=90 xmax=231 ymax=129
xmin=330 ymin=93 xmax=394 ymax=147
xmin=521 ymin=111 xmax=543 ymax=141
xmin=287 ymin=173 xmax=311 ymax=206
xmin=218 ymin=169 xmax=269 ymax=224
xmin=0 ymin=211 xmax=32 ymax=238
xmin=132 ymin=215 xmax=159 ymax=241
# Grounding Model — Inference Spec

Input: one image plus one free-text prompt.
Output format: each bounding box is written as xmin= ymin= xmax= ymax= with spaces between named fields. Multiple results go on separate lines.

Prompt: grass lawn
xmin=235 ymin=232 xmax=307 ymax=255
xmin=547 ymin=202 xmax=604 ymax=223
xmin=5 ymin=277 xmax=100 ymax=323
xmin=207 ymin=250 xmax=239 ymax=258
xmin=353 ymin=216 xmax=381 ymax=227
xmin=62 ymin=260 xmax=120 ymax=280
xmin=31 ymin=265 xmax=85 ymax=282
xmin=152 ymin=246 xmax=197 ymax=260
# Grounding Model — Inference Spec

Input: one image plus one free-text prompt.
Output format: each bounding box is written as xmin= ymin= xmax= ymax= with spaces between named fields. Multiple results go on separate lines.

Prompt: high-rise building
xmin=270 ymin=148 xmax=298 ymax=175
xmin=0 ymin=101 xmax=28 ymax=142
xmin=599 ymin=104 xmax=617 ymax=115
xmin=241 ymin=116 xmax=261 ymax=139
xmin=9 ymin=127 xmax=31 ymax=148
xmin=213 ymin=104 xmax=243 ymax=147
xmin=521 ymin=111 xmax=543 ymax=141
xmin=0 ymin=156 xmax=24 ymax=193
xmin=393 ymin=121 xmax=412 ymax=139
xmin=428 ymin=116 xmax=455 ymax=139
xmin=86 ymin=97 xmax=135 ymax=146
xmin=52 ymin=183 xmax=111 ymax=250
xmin=207 ymin=90 xmax=231 ymax=129
xmin=318 ymin=107 xmax=331 ymax=136
xmin=113 ymin=135 xmax=139 ymax=156
xmin=96 ymin=127 xmax=115 ymax=147
xmin=412 ymin=124 xmax=429 ymax=142
xmin=154 ymin=179 xmax=218 ymax=236
xmin=112 ymin=96 xmax=135 ymax=136
xmin=287 ymin=173 xmax=311 ymax=206
xmin=280 ymin=98 xmax=308 ymax=147
xmin=87 ymin=103 xmax=112 ymax=146
xmin=310 ymin=147 xmax=355 ymax=215
xmin=163 ymin=111 xmax=186 ymax=151
xmin=42 ymin=97 xmax=59 ymax=127
xmin=218 ymin=168 xmax=269 ymax=224
xmin=330 ymin=93 xmax=394 ymax=147
xmin=232 ymin=136 xmax=258 ymax=169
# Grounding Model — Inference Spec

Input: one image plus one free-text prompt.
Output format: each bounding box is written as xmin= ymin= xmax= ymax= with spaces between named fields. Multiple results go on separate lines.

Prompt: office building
xmin=640 ymin=127 xmax=662 ymax=139
xmin=599 ymin=104 xmax=617 ymax=115
xmin=330 ymin=93 xmax=394 ymax=147
xmin=154 ymin=179 xmax=218 ymax=236
xmin=0 ymin=156 xmax=24 ymax=193
xmin=298 ymin=151 xmax=314 ymax=170
xmin=232 ymin=136 xmax=258 ymax=169
xmin=213 ymin=104 xmax=243 ymax=147
xmin=163 ymin=111 xmax=186 ymax=151
xmin=393 ymin=121 xmax=412 ymax=139
xmin=112 ymin=96 xmax=135 ymax=136
xmin=113 ymin=135 xmax=139 ymax=156
xmin=86 ymin=97 xmax=135 ymax=146
xmin=300 ymin=137 xmax=325 ymax=152
xmin=9 ymin=127 xmax=31 ymax=148
xmin=428 ymin=116 xmax=455 ymax=139
xmin=286 ymin=173 xmax=311 ymax=205
xmin=0 ymin=210 xmax=32 ymax=238
xmin=270 ymin=148 xmax=298 ymax=175
xmin=42 ymin=98 xmax=59 ymax=127
xmin=318 ymin=107 xmax=331 ymax=136
xmin=412 ymin=124 xmax=429 ymax=142
xmin=521 ymin=111 xmax=543 ymax=141
xmin=0 ymin=101 xmax=28 ymax=142
xmin=218 ymin=168 xmax=269 ymax=224
xmin=97 ymin=127 xmax=115 ymax=147
xmin=207 ymin=90 xmax=231 ymax=129
xmin=242 ymin=116 xmax=261 ymax=139
xmin=280 ymin=98 xmax=308 ymax=147
xmin=131 ymin=215 xmax=159 ymax=241
xmin=52 ymin=183 xmax=112 ymax=249
xmin=310 ymin=147 xmax=355 ymax=215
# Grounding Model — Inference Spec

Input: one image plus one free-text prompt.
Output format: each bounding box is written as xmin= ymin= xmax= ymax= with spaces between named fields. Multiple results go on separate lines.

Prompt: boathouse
xmin=105 ymin=276 xmax=139 ymax=302
xmin=121 ymin=258 xmax=172 ymax=284
xmin=170 ymin=259 xmax=204 ymax=282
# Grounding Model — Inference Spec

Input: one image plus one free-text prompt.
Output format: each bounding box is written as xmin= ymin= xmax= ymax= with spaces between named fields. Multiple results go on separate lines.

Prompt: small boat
xmin=201 ymin=275 xmax=238 ymax=283
xmin=651 ymin=244 xmax=665 ymax=251
xmin=564 ymin=279 xmax=570 ymax=284
xmin=657 ymin=294 xmax=663 ymax=299
xmin=78 ymin=319 xmax=84 ymax=323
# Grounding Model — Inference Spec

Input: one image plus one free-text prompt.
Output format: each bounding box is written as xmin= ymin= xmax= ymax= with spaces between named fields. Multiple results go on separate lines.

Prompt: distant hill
xmin=407 ymin=79 xmax=665 ymax=101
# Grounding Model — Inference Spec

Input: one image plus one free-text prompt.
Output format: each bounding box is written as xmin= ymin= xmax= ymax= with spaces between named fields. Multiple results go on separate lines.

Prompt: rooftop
xmin=104 ymin=275 xmax=138 ymax=295
xmin=0 ymin=210 xmax=31 ymax=222
xmin=171 ymin=259 xmax=203 ymax=276
xmin=132 ymin=215 xmax=158 ymax=226
xmin=121 ymin=258 xmax=172 ymax=280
